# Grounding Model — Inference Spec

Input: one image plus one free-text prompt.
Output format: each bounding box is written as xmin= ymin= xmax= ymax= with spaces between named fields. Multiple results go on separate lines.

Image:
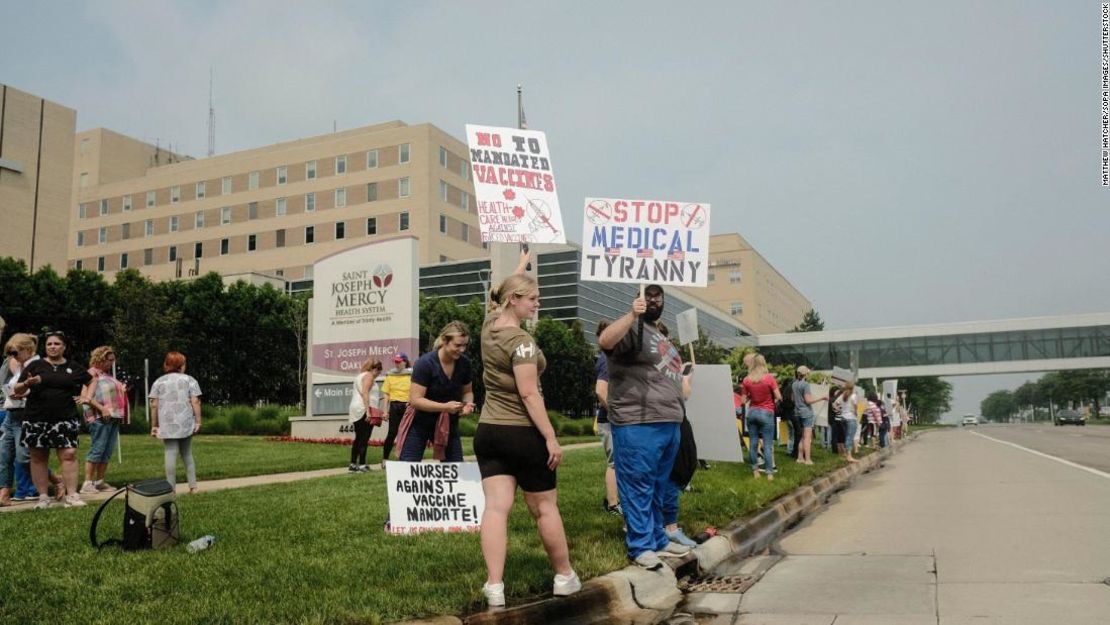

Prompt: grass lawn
xmin=0 ymin=441 xmax=856 ymax=624
xmin=33 ymin=434 xmax=595 ymax=486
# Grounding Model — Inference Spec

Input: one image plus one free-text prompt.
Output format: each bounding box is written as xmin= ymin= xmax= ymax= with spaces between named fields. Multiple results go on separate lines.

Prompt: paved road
xmin=965 ymin=422 xmax=1110 ymax=473
xmin=693 ymin=428 xmax=1110 ymax=625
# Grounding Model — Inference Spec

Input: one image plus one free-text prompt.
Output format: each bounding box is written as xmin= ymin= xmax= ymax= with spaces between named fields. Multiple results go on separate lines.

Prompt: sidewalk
xmin=0 ymin=441 xmax=603 ymax=514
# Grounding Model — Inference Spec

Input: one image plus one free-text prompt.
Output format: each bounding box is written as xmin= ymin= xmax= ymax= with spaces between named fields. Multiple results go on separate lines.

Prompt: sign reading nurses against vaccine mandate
xmin=310 ymin=237 xmax=419 ymax=373
xmin=385 ymin=461 xmax=485 ymax=535
xmin=580 ymin=198 xmax=711 ymax=287
xmin=465 ymin=124 xmax=566 ymax=245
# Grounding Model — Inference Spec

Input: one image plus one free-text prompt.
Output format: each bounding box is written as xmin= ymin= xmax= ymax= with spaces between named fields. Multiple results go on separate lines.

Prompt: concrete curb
xmin=400 ymin=435 xmax=916 ymax=625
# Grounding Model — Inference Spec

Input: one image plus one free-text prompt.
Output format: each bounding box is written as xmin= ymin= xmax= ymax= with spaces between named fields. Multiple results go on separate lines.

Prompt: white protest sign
xmin=683 ymin=365 xmax=744 ymax=463
xmin=580 ymin=197 xmax=711 ymax=287
xmin=385 ymin=461 xmax=485 ymax=535
xmin=465 ymin=124 xmax=565 ymax=244
xmin=831 ymin=367 xmax=854 ymax=384
xmin=882 ymin=380 xmax=897 ymax=417
xmin=676 ymin=308 xmax=699 ymax=347
xmin=810 ymin=383 xmax=831 ymax=428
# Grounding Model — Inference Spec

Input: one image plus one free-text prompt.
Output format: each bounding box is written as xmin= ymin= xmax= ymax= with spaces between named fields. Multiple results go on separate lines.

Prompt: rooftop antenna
xmin=207 ymin=68 xmax=216 ymax=157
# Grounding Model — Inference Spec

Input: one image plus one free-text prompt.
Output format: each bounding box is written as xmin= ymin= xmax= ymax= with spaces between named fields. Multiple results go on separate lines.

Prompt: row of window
xmin=76 ymin=180 xmax=414 ymax=246
xmin=707 ymin=270 xmax=742 ymax=284
xmin=76 ymin=142 xmax=430 ymax=218
xmin=75 ymin=213 xmax=414 ymax=272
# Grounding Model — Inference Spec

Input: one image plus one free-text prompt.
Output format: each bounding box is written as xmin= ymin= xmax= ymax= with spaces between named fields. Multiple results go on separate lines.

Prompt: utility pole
xmin=207 ymin=68 xmax=216 ymax=157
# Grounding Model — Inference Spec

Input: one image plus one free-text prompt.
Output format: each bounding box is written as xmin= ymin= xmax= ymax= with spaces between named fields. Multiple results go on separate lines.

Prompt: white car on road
xmin=961 ymin=415 xmax=978 ymax=426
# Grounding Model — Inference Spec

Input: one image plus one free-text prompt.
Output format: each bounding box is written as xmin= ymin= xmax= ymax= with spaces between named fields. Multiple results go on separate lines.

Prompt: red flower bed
xmin=265 ymin=436 xmax=385 ymax=446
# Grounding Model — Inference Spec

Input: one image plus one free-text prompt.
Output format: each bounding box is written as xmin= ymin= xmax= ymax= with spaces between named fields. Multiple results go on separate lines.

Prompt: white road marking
xmin=970 ymin=431 xmax=1110 ymax=481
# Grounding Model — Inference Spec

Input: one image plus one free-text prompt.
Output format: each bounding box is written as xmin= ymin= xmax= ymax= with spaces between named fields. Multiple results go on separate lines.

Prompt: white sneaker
xmin=658 ymin=541 xmax=691 ymax=557
xmin=33 ymin=496 xmax=51 ymax=510
xmin=482 ymin=581 xmax=505 ymax=607
xmin=80 ymin=481 xmax=98 ymax=495
xmin=553 ymin=571 xmax=581 ymax=596
xmin=64 ymin=494 xmax=87 ymax=508
xmin=632 ymin=551 xmax=664 ymax=570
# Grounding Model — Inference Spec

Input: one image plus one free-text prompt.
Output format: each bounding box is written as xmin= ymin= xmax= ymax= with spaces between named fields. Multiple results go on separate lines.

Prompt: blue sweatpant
xmin=611 ymin=421 xmax=681 ymax=560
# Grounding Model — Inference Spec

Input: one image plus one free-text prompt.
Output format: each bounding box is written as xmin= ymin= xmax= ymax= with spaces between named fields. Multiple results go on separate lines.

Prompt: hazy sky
xmin=3 ymin=1 xmax=1107 ymax=418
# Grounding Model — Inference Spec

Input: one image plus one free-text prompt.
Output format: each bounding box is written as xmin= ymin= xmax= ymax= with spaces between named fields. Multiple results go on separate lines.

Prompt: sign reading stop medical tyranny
xmin=311 ymin=237 xmax=419 ymax=373
xmin=580 ymin=198 xmax=711 ymax=287
xmin=465 ymin=124 xmax=566 ymax=244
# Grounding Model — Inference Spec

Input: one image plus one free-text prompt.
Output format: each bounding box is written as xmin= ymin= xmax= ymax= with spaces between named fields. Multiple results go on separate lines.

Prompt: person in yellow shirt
xmin=380 ymin=353 xmax=412 ymax=464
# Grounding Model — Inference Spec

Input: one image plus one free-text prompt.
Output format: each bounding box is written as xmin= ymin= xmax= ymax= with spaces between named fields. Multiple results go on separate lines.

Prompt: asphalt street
xmin=963 ymin=422 xmax=1110 ymax=474
xmin=697 ymin=426 xmax=1110 ymax=625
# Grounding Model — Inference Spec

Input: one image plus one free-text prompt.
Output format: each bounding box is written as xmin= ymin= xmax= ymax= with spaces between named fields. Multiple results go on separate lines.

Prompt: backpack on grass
xmin=90 ymin=478 xmax=180 ymax=551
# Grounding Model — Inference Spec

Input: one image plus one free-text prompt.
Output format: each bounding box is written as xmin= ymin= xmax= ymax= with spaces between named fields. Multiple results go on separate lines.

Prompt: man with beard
xmin=597 ymin=284 xmax=690 ymax=570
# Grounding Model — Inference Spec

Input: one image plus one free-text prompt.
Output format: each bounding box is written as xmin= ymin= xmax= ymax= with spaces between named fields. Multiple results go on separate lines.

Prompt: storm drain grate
xmin=679 ymin=574 xmax=756 ymax=594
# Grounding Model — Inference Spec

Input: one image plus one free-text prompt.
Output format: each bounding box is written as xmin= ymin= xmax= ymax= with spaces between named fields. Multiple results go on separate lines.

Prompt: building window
xmin=305 ymin=193 xmax=315 ymax=212
xmin=78 ymin=204 xmax=87 ymax=219
xmin=366 ymin=217 xmax=377 ymax=235
xmin=249 ymin=202 xmax=259 ymax=220
xmin=120 ymin=253 xmax=128 ymax=269
xmin=145 ymin=220 xmax=154 ymax=237
xmin=221 ymin=207 xmax=231 ymax=225
xmin=146 ymin=191 xmax=156 ymax=208
xmin=100 ymin=199 xmax=109 ymax=216
xmin=366 ymin=182 xmax=377 ymax=202
xmin=98 ymin=227 xmax=107 ymax=244
xmin=306 ymin=160 xmax=316 ymax=180
xmin=460 ymin=159 xmax=469 ymax=179
xmin=460 ymin=191 xmax=469 ymax=211
xmin=399 ymin=212 xmax=409 ymax=231
xmin=248 ymin=234 xmax=257 ymax=252
xmin=222 ymin=176 xmax=232 ymax=195
xmin=249 ymin=171 xmax=260 ymax=190
xmin=97 ymin=256 xmax=105 ymax=272
xmin=439 ymin=255 xmax=449 ymax=262
xmin=366 ymin=150 xmax=378 ymax=169
xmin=169 ymin=216 xmax=179 ymax=233
xmin=121 ymin=223 xmax=130 ymax=239
xmin=335 ymin=188 xmax=346 ymax=208
xmin=730 ymin=302 xmax=744 ymax=316
xmin=144 ymin=248 xmax=153 ymax=265
xmin=80 ymin=172 xmax=89 ymax=188
xmin=168 ymin=246 xmax=177 ymax=262
xmin=440 ymin=180 xmax=448 ymax=202
xmin=399 ymin=143 xmax=410 ymax=163
xmin=399 ymin=177 xmax=410 ymax=198
xmin=75 ymin=260 xmax=83 ymax=270
xmin=170 ymin=186 xmax=180 ymax=204
xmin=439 ymin=146 xmax=447 ymax=167
xmin=461 ymin=223 xmax=469 ymax=243
xmin=195 ymin=211 xmax=205 ymax=228
xmin=77 ymin=231 xmax=85 ymax=247
xmin=220 ymin=238 xmax=229 ymax=255
xmin=196 ymin=181 xmax=206 ymax=199
xmin=708 ymin=272 xmax=716 ymax=283
xmin=305 ymin=226 xmax=315 ymax=244
xmin=122 ymin=195 xmax=132 ymax=212
xmin=439 ymin=214 xmax=447 ymax=234
xmin=335 ymin=155 xmax=346 ymax=175
xmin=276 ymin=198 xmax=287 ymax=216
xmin=195 ymin=242 xmax=203 ymax=258
xmin=335 ymin=222 xmax=345 ymax=240
xmin=729 ymin=270 xmax=741 ymax=284
xmin=276 ymin=229 xmax=285 ymax=248
xmin=277 ymin=166 xmax=287 ymax=185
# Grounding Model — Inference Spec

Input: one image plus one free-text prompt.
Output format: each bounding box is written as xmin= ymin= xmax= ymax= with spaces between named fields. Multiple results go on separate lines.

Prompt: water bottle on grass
xmin=186 ymin=535 xmax=217 ymax=553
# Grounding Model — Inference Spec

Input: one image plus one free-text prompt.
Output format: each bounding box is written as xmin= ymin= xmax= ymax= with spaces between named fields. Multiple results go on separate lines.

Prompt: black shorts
xmin=473 ymin=422 xmax=556 ymax=493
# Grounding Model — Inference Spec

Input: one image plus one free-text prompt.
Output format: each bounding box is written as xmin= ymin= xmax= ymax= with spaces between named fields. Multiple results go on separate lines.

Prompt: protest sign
xmin=682 ymin=365 xmax=743 ymax=463
xmin=579 ymin=197 xmax=711 ymax=287
xmin=465 ymin=124 xmax=565 ymax=244
xmin=676 ymin=308 xmax=699 ymax=347
xmin=385 ymin=461 xmax=485 ymax=535
xmin=810 ymin=383 xmax=831 ymax=428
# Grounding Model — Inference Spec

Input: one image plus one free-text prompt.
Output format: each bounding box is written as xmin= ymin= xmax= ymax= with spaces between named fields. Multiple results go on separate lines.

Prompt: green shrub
xmin=203 ymin=417 xmax=230 ymax=435
xmin=457 ymin=416 xmax=479 ymax=437
xmin=226 ymin=406 xmax=255 ymax=434
xmin=257 ymin=405 xmax=282 ymax=420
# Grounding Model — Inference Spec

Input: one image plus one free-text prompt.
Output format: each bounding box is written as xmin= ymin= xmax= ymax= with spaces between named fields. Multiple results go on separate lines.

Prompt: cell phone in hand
xmin=682 ymin=363 xmax=694 ymax=375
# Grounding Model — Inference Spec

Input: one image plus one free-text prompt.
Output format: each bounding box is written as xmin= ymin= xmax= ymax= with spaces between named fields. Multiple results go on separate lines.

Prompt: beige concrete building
xmin=69 ymin=121 xmax=484 ymax=281
xmin=679 ymin=233 xmax=813 ymax=334
xmin=0 ymin=83 xmax=77 ymax=272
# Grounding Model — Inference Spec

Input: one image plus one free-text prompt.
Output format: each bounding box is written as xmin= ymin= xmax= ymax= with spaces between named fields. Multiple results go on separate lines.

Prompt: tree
xmin=690 ymin=329 xmax=728 ymax=365
xmin=789 ymin=309 xmax=825 ymax=333
xmin=980 ymin=390 xmax=1018 ymax=422
xmin=285 ymin=293 xmax=310 ymax=408
xmin=899 ymin=376 xmax=952 ymax=423
xmin=109 ymin=269 xmax=181 ymax=390
xmin=532 ymin=318 xmax=594 ymax=417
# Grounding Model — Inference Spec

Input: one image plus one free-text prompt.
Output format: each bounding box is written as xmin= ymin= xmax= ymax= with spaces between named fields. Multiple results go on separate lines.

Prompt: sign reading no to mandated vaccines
xmin=385 ymin=461 xmax=485 ymax=535
xmin=580 ymin=198 xmax=711 ymax=287
xmin=465 ymin=124 xmax=566 ymax=245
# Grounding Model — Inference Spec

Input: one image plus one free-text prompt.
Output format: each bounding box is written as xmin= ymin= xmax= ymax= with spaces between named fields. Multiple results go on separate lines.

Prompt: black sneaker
xmin=606 ymin=502 xmax=624 ymax=517
xmin=348 ymin=464 xmax=359 ymax=473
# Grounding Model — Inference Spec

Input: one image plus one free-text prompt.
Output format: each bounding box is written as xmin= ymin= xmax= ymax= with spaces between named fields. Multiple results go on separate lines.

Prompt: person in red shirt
xmin=739 ymin=353 xmax=782 ymax=480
